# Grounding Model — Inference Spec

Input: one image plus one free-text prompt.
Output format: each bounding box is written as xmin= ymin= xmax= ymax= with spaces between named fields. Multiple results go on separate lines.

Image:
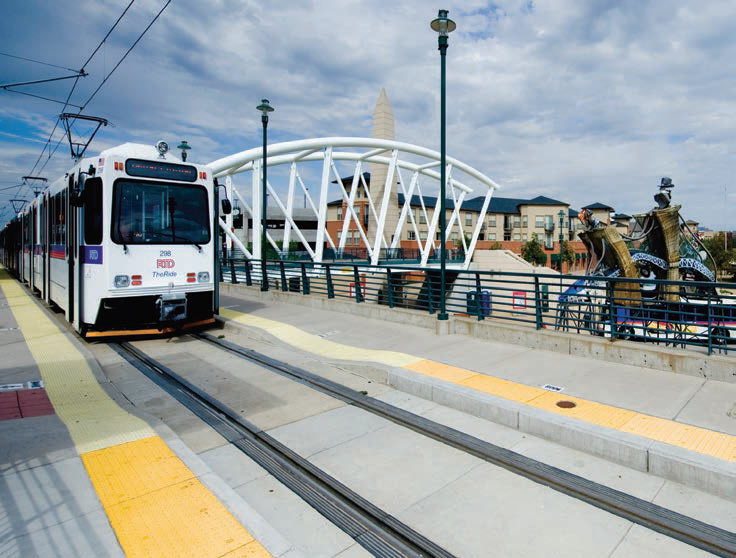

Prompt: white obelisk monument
xmin=369 ymin=88 xmax=399 ymax=249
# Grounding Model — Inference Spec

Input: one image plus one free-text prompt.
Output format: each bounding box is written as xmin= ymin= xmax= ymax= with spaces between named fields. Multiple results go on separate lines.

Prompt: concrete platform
xmin=218 ymin=286 xmax=736 ymax=499
xmin=135 ymin=313 xmax=734 ymax=557
xmin=0 ymin=270 xmax=298 ymax=558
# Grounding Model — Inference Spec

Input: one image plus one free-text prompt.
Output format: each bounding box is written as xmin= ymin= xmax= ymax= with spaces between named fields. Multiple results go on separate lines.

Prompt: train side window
xmin=83 ymin=178 xmax=103 ymax=244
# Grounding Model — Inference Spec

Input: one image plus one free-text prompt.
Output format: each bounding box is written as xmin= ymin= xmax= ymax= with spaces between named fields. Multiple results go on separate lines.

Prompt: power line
xmin=80 ymin=0 xmax=135 ymax=69
xmin=79 ymin=0 xmax=172 ymax=111
xmin=0 ymin=71 xmax=87 ymax=89
xmin=37 ymin=0 xmax=171 ymax=175
xmin=2 ymin=87 xmax=84 ymax=109
xmin=0 ymin=51 xmax=81 ymax=73
xmin=4 ymin=0 xmax=138 ymax=219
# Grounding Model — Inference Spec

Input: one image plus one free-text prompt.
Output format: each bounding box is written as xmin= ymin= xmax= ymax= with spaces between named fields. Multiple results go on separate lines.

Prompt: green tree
xmin=488 ymin=241 xmax=502 ymax=250
xmin=522 ymin=233 xmax=548 ymax=266
xmin=701 ymin=233 xmax=736 ymax=274
xmin=560 ymin=240 xmax=575 ymax=266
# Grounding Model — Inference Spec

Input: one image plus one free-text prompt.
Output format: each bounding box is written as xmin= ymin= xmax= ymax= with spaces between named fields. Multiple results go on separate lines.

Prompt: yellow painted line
xmin=0 ymin=270 xmax=271 ymax=558
xmin=105 ymin=476 xmax=266 ymax=558
xmin=459 ymin=373 xmax=547 ymax=403
xmin=221 ymin=307 xmax=421 ymax=367
xmin=527 ymin=392 xmax=638 ymax=430
xmin=620 ymin=414 xmax=736 ymax=462
xmin=222 ymin=307 xmax=736 ymax=463
xmin=81 ymin=436 xmax=194 ymax=506
xmin=0 ymin=269 xmax=154 ymax=453
xmin=404 ymin=359 xmax=476 ymax=383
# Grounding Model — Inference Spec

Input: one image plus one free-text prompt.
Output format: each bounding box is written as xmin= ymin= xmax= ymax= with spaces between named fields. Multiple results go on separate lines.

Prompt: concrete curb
xmin=219 ymin=282 xmax=736 ymax=383
xmin=387 ymin=365 xmax=735 ymax=498
xmin=218 ymin=309 xmax=735 ymax=499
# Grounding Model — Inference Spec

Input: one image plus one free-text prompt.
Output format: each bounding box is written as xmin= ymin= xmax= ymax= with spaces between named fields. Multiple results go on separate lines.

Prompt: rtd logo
xmin=156 ymin=259 xmax=175 ymax=269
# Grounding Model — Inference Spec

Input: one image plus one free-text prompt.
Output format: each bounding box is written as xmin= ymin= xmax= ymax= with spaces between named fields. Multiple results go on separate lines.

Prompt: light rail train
xmin=0 ymin=141 xmax=225 ymax=337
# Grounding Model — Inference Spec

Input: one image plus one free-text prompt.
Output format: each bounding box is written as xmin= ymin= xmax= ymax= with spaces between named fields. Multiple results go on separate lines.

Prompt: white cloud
xmin=1 ymin=0 xmax=735 ymax=228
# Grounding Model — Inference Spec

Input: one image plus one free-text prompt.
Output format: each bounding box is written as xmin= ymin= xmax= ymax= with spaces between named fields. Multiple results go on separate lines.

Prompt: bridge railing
xmin=219 ymin=256 xmax=736 ymax=356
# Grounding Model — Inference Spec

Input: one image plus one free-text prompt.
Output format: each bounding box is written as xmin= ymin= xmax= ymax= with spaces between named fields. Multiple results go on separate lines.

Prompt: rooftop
xmin=582 ymin=202 xmax=614 ymax=211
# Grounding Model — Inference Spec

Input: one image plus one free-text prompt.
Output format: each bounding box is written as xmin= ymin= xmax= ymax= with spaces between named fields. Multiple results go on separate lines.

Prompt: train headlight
xmin=197 ymin=271 xmax=210 ymax=283
xmin=114 ymin=275 xmax=130 ymax=288
xmin=156 ymin=140 xmax=169 ymax=157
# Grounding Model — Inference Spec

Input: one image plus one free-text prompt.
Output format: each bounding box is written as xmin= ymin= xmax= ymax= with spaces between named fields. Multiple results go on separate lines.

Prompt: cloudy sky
xmin=1 ymin=0 xmax=735 ymax=228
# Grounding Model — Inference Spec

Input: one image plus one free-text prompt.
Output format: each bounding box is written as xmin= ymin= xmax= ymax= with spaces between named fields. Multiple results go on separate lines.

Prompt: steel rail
xmin=112 ymin=341 xmax=455 ymax=558
xmin=194 ymin=331 xmax=736 ymax=558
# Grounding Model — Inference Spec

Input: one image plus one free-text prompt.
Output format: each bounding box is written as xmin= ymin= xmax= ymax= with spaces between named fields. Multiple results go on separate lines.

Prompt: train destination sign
xmin=125 ymin=159 xmax=198 ymax=182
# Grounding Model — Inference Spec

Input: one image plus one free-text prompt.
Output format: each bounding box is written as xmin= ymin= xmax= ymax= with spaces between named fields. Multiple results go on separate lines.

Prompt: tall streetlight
xmin=558 ymin=209 xmax=565 ymax=272
xmin=431 ymin=9 xmax=456 ymax=321
xmin=257 ymin=99 xmax=274 ymax=291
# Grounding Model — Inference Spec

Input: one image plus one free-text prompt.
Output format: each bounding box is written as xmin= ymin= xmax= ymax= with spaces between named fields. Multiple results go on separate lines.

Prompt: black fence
xmin=220 ymin=256 xmax=736 ymax=356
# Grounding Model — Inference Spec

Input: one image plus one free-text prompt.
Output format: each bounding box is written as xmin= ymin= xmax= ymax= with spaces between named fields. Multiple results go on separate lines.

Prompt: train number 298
xmin=159 ymin=250 xmax=171 ymax=257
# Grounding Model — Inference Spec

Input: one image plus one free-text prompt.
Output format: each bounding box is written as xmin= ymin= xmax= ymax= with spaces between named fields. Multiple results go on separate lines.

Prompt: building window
xmin=488 ymin=215 xmax=496 ymax=227
xmin=420 ymin=232 xmax=427 ymax=241
xmin=436 ymin=232 xmax=441 ymax=241
xmin=451 ymin=232 xmax=458 ymax=240
xmin=513 ymin=233 xmax=521 ymax=241
xmin=535 ymin=216 xmax=544 ymax=228
xmin=419 ymin=213 xmax=427 ymax=224
xmin=337 ymin=207 xmax=342 ymax=221
xmin=353 ymin=231 xmax=360 ymax=244
xmin=504 ymin=232 xmax=511 ymax=241
xmin=465 ymin=212 xmax=472 ymax=226
xmin=544 ymin=233 xmax=553 ymax=249
xmin=408 ymin=230 xmax=416 ymax=241
xmin=522 ymin=215 xmax=528 ymax=228
xmin=522 ymin=234 xmax=527 ymax=241
xmin=513 ymin=215 xmax=520 ymax=228
xmin=488 ymin=232 xmax=496 ymax=241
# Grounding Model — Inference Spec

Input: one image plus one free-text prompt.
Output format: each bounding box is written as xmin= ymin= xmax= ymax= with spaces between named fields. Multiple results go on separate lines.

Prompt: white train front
xmin=1 ymin=141 xmax=222 ymax=337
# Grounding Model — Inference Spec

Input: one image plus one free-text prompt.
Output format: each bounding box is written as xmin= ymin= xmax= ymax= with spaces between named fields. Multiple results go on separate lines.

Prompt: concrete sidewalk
xmin=0 ymin=273 xmax=297 ymax=558
xmin=218 ymin=287 xmax=736 ymax=498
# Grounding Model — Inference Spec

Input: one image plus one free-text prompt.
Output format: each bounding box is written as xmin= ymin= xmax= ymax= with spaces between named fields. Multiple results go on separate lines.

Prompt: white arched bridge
xmin=208 ymin=137 xmax=500 ymax=270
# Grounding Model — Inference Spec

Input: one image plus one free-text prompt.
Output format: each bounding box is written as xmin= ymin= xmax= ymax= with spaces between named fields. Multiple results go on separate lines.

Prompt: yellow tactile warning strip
xmin=0 ymin=270 xmax=270 ymax=558
xmin=222 ymin=307 xmax=736 ymax=463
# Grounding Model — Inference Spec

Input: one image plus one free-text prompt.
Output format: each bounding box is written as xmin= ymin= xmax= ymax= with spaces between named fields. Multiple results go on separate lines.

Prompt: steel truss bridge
xmin=208 ymin=138 xmax=500 ymax=269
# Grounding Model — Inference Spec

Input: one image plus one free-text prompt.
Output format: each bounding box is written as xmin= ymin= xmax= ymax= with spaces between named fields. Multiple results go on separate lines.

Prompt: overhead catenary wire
xmin=33 ymin=0 xmax=172 ymax=179
xmin=0 ymin=51 xmax=81 ymax=73
xmin=2 ymin=88 xmax=84 ymax=109
xmin=2 ymin=0 xmax=139 ymax=221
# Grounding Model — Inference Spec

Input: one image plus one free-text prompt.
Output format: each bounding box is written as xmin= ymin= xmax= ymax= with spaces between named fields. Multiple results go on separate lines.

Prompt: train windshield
xmin=112 ymin=180 xmax=210 ymax=245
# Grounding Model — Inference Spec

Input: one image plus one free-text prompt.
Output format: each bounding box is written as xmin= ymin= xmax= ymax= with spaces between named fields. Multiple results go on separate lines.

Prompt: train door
xmin=68 ymin=173 xmax=84 ymax=332
xmin=39 ymin=194 xmax=49 ymax=302
xmin=42 ymin=193 xmax=49 ymax=302
xmin=66 ymin=176 xmax=76 ymax=324
xmin=30 ymin=204 xmax=36 ymax=292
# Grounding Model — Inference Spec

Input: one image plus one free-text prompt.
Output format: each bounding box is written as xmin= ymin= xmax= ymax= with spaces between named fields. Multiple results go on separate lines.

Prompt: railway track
xmin=113 ymin=341 xmax=454 ymax=558
xmin=116 ymin=333 xmax=736 ymax=557
xmin=194 ymin=331 xmax=736 ymax=558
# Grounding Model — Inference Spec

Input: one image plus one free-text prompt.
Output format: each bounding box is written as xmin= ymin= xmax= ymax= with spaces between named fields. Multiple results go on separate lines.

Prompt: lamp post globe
xmin=177 ymin=141 xmax=191 ymax=162
xmin=430 ymin=9 xmax=456 ymax=321
xmin=257 ymin=99 xmax=274 ymax=291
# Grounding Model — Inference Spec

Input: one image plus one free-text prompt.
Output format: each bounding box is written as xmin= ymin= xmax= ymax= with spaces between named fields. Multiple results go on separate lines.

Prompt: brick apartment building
xmin=324 ymin=173 xmax=630 ymax=272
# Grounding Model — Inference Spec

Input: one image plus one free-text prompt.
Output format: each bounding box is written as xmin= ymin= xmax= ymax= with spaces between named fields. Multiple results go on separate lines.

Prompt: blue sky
xmin=1 ymin=0 xmax=735 ymax=227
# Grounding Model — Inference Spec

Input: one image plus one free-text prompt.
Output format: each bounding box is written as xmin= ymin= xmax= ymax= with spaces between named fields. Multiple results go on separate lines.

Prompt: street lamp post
xmin=431 ymin=9 xmax=456 ymax=321
xmin=257 ymin=99 xmax=274 ymax=291
xmin=558 ymin=209 xmax=565 ymax=272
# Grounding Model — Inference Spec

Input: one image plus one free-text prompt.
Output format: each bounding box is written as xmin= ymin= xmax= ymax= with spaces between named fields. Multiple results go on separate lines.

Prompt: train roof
xmin=97 ymin=142 xmax=187 ymax=163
